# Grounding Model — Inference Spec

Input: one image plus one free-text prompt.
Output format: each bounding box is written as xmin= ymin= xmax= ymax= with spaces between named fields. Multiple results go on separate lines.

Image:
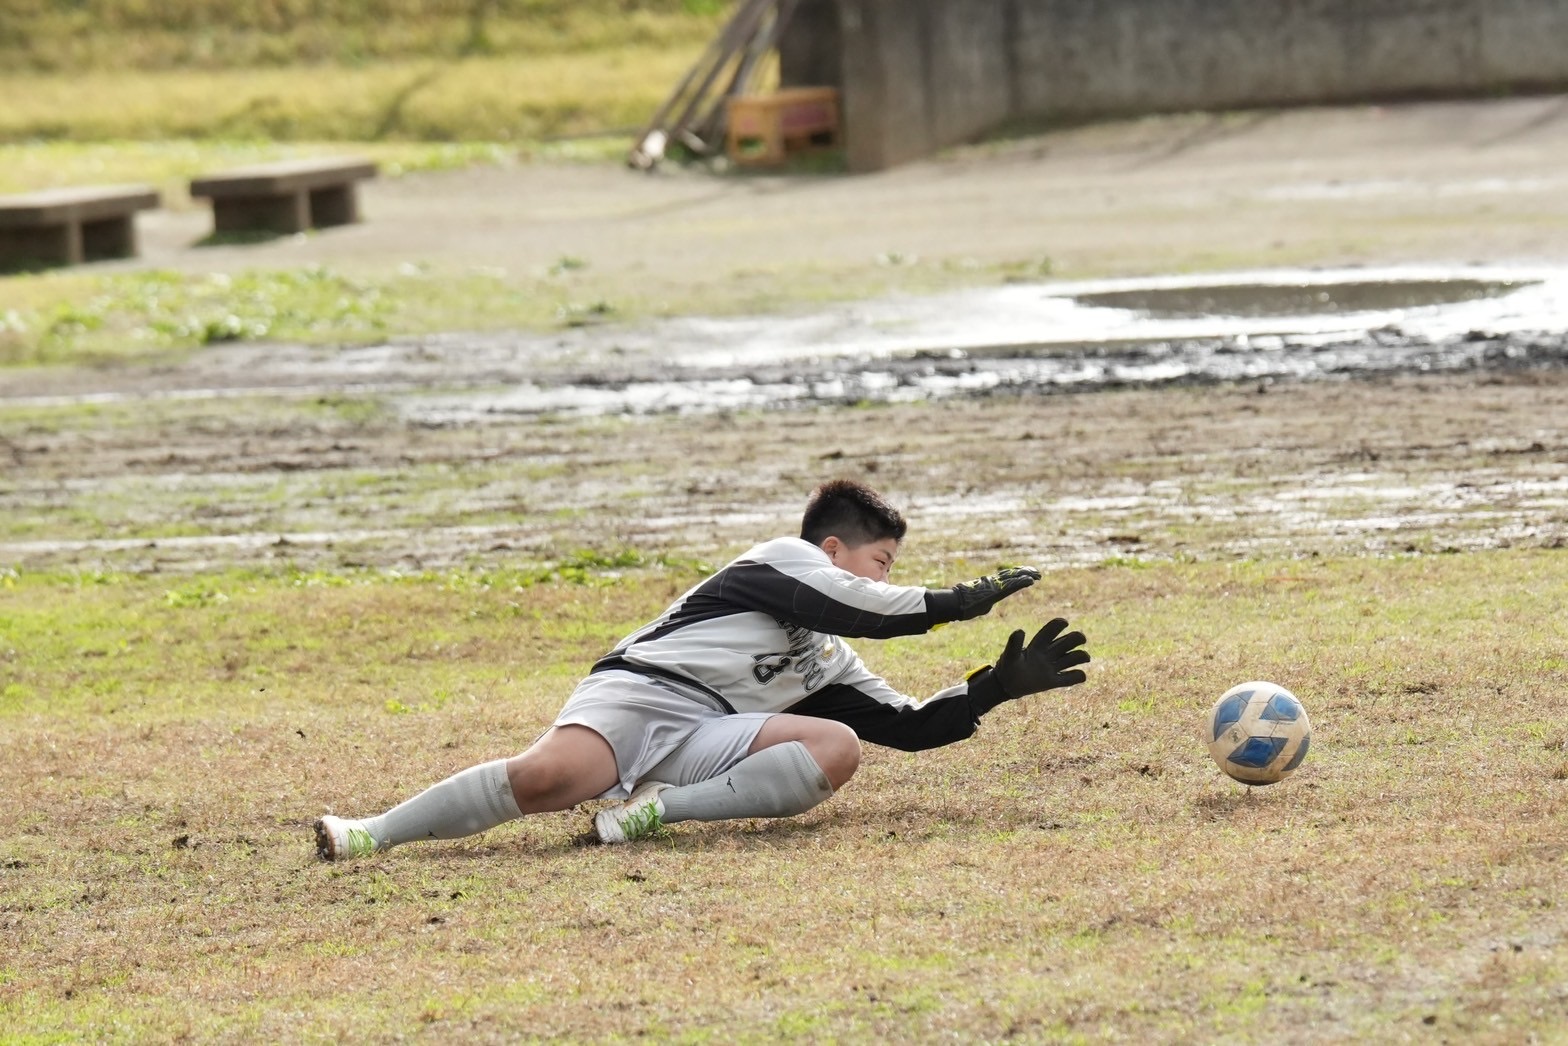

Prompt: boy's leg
xmin=505 ymin=724 xmax=621 ymax=813
xmin=746 ymin=713 xmax=861 ymax=789
xmin=590 ymin=714 xmax=857 ymax=843
xmin=316 ymin=725 xmax=618 ymax=860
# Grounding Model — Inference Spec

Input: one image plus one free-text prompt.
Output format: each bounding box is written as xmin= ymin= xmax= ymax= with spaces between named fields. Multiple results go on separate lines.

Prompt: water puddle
xmin=650 ymin=265 xmax=1568 ymax=368
xmin=1067 ymin=277 xmax=1525 ymax=319
xmin=397 ymin=266 xmax=1568 ymax=424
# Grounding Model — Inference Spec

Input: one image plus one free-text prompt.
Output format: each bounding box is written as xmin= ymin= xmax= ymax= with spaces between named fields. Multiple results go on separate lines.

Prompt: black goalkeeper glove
xmin=947 ymin=566 xmax=1042 ymax=620
xmin=967 ymin=617 xmax=1091 ymax=714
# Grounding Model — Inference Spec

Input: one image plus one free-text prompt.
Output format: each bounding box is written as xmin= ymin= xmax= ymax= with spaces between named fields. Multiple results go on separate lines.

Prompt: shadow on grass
xmin=194 ymin=228 xmax=297 ymax=248
xmin=375 ymin=816 xmax=837 ymax=866
xmin=1193 ymin=786 xmax=1296 ymax=820
xmin=0 ymin=258 xmax=58 ymax=276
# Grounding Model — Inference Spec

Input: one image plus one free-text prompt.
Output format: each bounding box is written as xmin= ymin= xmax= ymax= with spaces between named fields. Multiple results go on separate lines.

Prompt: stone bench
xmin=190 ymin=157 xmax=378 ymax=235
xmin=0 ymin=184 xmax=160 ymax=270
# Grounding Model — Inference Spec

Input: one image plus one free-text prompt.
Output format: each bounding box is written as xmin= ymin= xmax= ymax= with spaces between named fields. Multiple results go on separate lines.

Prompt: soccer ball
xmin=1206 ymin=681 xmax=1311 ymax=785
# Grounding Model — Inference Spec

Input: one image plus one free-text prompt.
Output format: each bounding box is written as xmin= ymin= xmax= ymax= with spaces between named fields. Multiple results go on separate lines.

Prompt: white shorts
xmin=553 ymin=670 xmax=774 ymax=800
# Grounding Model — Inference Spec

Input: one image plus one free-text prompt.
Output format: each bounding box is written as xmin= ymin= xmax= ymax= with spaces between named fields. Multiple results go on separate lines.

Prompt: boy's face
xmin=822 ymin=536 xmax=899 ymax=583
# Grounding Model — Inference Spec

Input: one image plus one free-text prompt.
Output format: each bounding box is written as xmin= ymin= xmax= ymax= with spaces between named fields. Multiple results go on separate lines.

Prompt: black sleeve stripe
xmin=713 ymin=561 xmax=931 ymax=639
xmin=785 ymin=683 xmax=979 ymax=752
xmin=924 ymin=588 xmax=962 ymax=623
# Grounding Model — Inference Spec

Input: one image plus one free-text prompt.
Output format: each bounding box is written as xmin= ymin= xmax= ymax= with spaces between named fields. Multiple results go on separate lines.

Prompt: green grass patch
xmin=0 ymin=264 xmax=588 ymax=364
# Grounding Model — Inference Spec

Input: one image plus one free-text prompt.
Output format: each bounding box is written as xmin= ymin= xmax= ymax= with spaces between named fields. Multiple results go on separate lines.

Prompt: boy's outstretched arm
xmin=785 ymin=617 xmax=1090 ymax=751
xmin=698 ymin=541 xmax=1041 ymax=639
xmin=928 ymin=566 xmax=1042 ymax=621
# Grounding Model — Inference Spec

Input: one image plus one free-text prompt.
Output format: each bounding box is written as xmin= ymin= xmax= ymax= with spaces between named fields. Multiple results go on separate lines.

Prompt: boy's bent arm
xmin=782 ymin=653 xmax=987 ymax=752
xmin=783 ymin=619 xmax=1091 ymax=752
xmin=784 ymin=680 xmax=984 ymax=752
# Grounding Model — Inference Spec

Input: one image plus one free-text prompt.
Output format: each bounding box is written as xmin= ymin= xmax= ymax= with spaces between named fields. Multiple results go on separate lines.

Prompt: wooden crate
xmin=726 ymin=87 xmax=841 ymax=167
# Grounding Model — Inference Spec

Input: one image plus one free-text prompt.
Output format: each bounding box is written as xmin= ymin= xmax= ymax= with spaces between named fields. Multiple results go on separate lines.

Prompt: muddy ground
xmin=3 ymin=97 xmax=1568 ymax=574
xmin=4 ymin=367 xmax=1566 ymax=575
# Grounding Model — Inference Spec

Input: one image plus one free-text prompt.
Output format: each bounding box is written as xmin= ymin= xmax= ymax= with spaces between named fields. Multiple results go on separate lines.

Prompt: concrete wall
xmin=777 ymin=0 xmax=842 ymax=89
xmin=782 ymin=0 xmax=1568 ymax=171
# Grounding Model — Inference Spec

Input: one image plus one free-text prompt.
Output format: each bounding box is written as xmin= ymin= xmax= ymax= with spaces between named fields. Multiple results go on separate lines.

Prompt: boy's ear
xmin=820 ymin=535 xmax=843 ymax=557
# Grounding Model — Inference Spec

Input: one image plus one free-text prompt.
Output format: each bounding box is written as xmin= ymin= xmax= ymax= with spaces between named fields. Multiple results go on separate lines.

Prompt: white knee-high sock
xmin=659 ymin=741 xmax=833 ymax=824
xmin=361 ymin=759 xmax=522 ymax=848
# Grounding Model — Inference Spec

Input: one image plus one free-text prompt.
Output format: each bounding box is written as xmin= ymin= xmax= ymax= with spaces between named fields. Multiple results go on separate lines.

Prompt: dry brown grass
xmin=0 ymin=49 xmax=709 ymax=145
xmin=2 ymin=553 xmax=1566 ymax=1040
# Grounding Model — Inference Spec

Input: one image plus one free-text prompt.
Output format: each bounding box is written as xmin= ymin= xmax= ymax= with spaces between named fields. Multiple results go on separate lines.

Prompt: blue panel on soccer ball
xmin=1261 ymin=692 xmax=1300 ymax=722
xmin=1282 ymin=735 xmax=1311 ymax=772
xmin=1228 ymin=735 xmax=1288 ymax=768
xmin=1211 ymin=692 xmax=1252 ymax=739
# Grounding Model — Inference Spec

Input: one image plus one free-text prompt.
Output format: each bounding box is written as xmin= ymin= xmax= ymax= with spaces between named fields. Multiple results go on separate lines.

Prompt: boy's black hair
xmin=800 ymin=479 xmax=907 ymax=548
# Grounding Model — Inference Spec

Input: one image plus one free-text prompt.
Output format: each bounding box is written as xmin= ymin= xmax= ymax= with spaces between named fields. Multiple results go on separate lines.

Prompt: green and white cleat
xmin=592 ymin=781 xmax=672 ymax=844
xmin=314 ymin=815 xmax=383 ymax=861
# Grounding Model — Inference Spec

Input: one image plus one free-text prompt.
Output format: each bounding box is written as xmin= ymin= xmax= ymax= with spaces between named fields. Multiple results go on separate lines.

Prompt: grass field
xmin=3 ymin=550 xmax=1566 ymax=1040
xmin=3 ymin=372 xmax=1568 ymax=1040
xmin=4 ymin=2 xmax=1568 ymax=1039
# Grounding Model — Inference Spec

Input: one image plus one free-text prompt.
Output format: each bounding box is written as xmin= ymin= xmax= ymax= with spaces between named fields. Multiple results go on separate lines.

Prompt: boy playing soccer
xmin=314 ymin=479 xmax=1090 ymax=859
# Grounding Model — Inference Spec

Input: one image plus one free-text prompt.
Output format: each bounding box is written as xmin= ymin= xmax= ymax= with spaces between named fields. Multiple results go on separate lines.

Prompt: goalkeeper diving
xmin=314 ymin=478 xmax=1091 ymax=858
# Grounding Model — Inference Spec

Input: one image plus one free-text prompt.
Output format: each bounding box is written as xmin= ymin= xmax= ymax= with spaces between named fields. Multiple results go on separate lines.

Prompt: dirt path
xmin=125 ymin=96 xmax=1568 ymax=293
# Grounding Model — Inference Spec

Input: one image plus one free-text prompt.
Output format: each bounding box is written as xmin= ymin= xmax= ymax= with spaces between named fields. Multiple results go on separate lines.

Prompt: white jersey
xmin=591 ymin=537 xmax=989 ymax=751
